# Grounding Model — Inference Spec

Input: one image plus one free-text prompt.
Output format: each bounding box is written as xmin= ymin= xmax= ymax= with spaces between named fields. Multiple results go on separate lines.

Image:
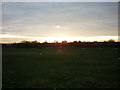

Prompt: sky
xmin=2 ymin=0 xmax=120 ymax=2
xmin=1 ymin=2 xmax=118 ymax=43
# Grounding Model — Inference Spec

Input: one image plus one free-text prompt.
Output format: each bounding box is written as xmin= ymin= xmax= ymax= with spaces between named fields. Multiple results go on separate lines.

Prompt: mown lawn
xmin=2 ymin=47 xmax=119 ymax=88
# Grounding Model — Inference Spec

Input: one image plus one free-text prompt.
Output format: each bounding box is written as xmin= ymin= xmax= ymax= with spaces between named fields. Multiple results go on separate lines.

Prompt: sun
xmin=56 ymin=25 xmax=60 ymax=29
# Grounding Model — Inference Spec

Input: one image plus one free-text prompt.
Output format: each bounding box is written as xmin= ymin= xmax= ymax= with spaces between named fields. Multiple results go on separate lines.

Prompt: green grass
xmin=2 ymin=47 xmax=119 ymax=88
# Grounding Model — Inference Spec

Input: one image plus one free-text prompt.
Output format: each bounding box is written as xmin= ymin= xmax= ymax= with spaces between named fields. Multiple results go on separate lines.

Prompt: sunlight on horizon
xmin=0 ymin=34 xmax=118 ymax=43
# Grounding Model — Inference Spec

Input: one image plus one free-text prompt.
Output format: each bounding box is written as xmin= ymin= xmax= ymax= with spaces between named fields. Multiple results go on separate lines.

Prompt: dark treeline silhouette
xmin=2 ymin=39 xmax=120 ymax=48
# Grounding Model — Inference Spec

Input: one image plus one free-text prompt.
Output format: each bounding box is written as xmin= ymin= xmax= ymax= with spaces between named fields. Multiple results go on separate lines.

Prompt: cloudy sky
xmin=1 ymin=2 xmax=118 ymax=43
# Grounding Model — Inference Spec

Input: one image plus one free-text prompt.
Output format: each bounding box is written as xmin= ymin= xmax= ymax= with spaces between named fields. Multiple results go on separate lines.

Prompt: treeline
xmin=2 ymin=39 xmax=120 ymax=48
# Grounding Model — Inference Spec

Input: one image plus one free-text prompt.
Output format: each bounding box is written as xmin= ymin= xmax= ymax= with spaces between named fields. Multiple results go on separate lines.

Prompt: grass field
xmin=2 ymin=47 xmax=119 ymax=88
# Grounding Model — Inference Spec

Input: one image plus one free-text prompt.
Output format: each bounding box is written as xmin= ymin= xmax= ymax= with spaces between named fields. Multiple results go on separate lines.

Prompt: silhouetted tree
xmin=62 ymin=40 xmax=67 ymax=44
xmin=32 ymin=40 xmax=39 ymax=43
xmin=54 ymin=40 xmax=59 ymax=44
xmin=108 ymin=39 xmax=115 ymax=42
xmin=73 ymin=41 xmax=78 ymax=43
xmin=78 ymin=40 xmax=81 ymax=43
xmin=20 ymin=40 xmax=30 ymax=43
xmin=43 ymin=40 xmax=48 ymax=44
xmin=93 ymin=41 xmax=98 ymax=42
